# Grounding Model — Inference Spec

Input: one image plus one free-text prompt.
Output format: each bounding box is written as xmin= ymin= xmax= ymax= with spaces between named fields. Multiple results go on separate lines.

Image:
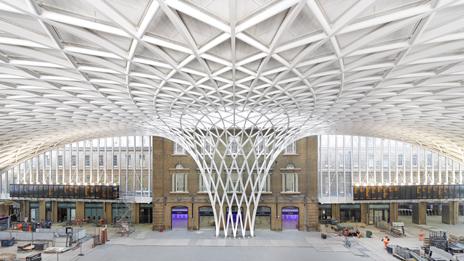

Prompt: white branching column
xmin=168 ymin=109 xmax=298 ymax=238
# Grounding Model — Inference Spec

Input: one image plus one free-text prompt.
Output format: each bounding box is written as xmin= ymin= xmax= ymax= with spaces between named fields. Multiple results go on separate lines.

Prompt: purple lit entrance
xmin=282 ymin=207 xmax=299 ymax=230
xmin=171 ymin=207 xmax=188 ymax=230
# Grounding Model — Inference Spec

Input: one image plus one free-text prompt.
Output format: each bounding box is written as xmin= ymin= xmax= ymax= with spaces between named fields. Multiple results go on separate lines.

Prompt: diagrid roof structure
xmin=1 ymin=0 xmax=464 ymax=170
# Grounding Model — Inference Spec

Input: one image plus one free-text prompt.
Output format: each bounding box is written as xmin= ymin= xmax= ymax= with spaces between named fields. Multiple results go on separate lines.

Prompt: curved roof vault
xmin=1 ymin=0 xmax=464 ymax=170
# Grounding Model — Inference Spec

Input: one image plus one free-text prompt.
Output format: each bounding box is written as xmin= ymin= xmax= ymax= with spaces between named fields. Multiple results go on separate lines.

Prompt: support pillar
xmin=51 ymin=201 xmax=58 ymax=223
xmin=20 ymin=201 xmax=29 ymax=222
xmin=270 ymin=203 xmax=278 ymax=231
xmin=442 ymin=201 xmax=459 ymax=225
xmin=132 ymin=203 xmax=140 ymax=224
xmin=360 ymin=203 xmax=369 ymax=224
xmin=39 ymin=200 xmax=46 ymax=222
xmin=389 ymin=202 xmax=399 ymax=223
xmin=306 ymin=203 xmax=319 ymax=231
xmin=331 ymin=204 xmax=341 ymax=221
xmin=412 ymin=202 xmax=427 ymax=225
xmin=104 ymin=202 xmax=112 ymax=224
xmin=152 ymin=203 xmax=164 ymax=230
xmin=306 ymin=136 xmax=319 ymax=231
xmin=76 ymin=202 xmax=85 ymax=220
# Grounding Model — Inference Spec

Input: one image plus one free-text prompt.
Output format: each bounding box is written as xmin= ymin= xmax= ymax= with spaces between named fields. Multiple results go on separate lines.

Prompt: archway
xmin=255 ymin=206 xmax=271 ymax=229
xmin=199 ymin=206 xmax=215 ymax=229
xmin=282 ymin=207 xmax=299 ymax=230
xmin=171 ymin=206 xmax=188 ymax=230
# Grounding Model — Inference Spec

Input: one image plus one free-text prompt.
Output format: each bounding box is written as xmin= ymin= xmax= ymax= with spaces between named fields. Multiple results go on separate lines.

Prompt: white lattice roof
xmin=1 ymin=0 xmax=464 ymax=170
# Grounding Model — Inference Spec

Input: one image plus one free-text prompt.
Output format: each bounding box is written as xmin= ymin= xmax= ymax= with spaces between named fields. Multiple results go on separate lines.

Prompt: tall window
xmin=226 ymin=172 xmax=241 ymax=192
xmin=172 ymin=165 xmax=188 ymax=192
xmin=127 ymin=154 xmax=132 ymax=167
xmin=254 ymin=173 xmax=271 ymax=192
xmin=173 ymin=142 xmax=185 ymax=155
xmin=45 ymin=155 xmax=50 ymax=166
xmin=227 ymin=136 xmax=240 ymax=155
xmin=427 ymin=152 xmax=433 ymax=167
xmin=255 ymin=135 xmax=266 ymax=155
xmin=282 ymin=164 xmax=298 ymax=192
xmin=99 ymin=155 xmax=104 ymax=166
xmin=285 ymin=141 xmax=296 ymax=154
xmin=203 ymin=136 xmax=214 ymax=155
xmin=58 ymin=155 xmax=63 ymax=166
xmin=198 ymin=173 xmax=213 ymax=192
xmin=71 ymin=155 xmax=77 ymax=166
xmin=85 ymin=155 xmax=90 ymax=167
xmin=113 ymin=155 xmax=118 ymax=166
xmin=398 ymin=154 xmax=404 ymax=166
xmin=138 ymin=154 xmax=145 ymax=167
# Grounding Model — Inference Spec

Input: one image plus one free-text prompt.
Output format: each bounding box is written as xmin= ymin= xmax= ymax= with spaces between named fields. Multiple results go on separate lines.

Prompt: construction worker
xmin=383 ymin=235 xmax=390 ymax=249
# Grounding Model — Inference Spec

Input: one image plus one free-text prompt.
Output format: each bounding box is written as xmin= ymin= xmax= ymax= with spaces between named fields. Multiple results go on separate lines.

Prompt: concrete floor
xmin=3 ymin=217 xmax=464 ymax=261
xmin=78 ymin=229 xmax=396 ymax=261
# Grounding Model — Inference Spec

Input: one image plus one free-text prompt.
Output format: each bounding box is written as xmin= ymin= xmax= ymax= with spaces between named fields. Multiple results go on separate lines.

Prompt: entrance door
xmin=139 ymin=204 xmax=153 ymax=224
xmin=368 ymin=204 xmax=390 ymax=225
xmin=282 ymin=207 xmax=299 ymax=230
xmin=57 ymin=202 xmax=76 ymax=222
xmin=171 ymin=207 xmax=188 ymax=229
xmin=30 ymin=208 xmax=38 ymax=222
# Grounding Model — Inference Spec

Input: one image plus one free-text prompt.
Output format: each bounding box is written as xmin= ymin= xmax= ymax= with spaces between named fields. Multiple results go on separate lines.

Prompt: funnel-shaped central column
xmin=169 ymin=109 xmax=298 ymax=237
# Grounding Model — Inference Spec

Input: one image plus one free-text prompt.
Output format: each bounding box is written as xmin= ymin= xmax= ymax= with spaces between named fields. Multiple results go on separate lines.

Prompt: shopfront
xmin=57 ymin=202 xmax=75 ymax=222
xmin=171 ymin=206 xmax=188 ymax=229
xmin=368 ymin=204 xmax=390 ymax=225
xmin=281 ymin=207 xmax=299 ymax=230
xmin=29 ymin=201 xmax=39 ymax=222
xmin=112 ymin=203 xmax=130 ymax=223
xmin=340 ymin=204 xmax=361 ymax=222
xmin=85 ymin=202 xmax=103 ymax=223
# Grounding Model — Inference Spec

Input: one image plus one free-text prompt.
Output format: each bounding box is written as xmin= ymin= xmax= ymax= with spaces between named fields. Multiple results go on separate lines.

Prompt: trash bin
xmin=366 ymin=230 xmax=373 ymax=238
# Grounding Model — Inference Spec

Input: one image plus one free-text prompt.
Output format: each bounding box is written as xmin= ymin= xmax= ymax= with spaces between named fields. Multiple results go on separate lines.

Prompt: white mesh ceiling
xmin=1 ymin=0 xmax=464 ymax=170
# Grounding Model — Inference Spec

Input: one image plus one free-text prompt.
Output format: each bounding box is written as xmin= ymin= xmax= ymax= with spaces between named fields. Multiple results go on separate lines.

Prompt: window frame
xmin=172 ymin=172 xmax=188 ymax=193
xmin=284 ymin=141 xmax=297 ymax=155
xmin=173 ymin=142 xmax=186 ymax=155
